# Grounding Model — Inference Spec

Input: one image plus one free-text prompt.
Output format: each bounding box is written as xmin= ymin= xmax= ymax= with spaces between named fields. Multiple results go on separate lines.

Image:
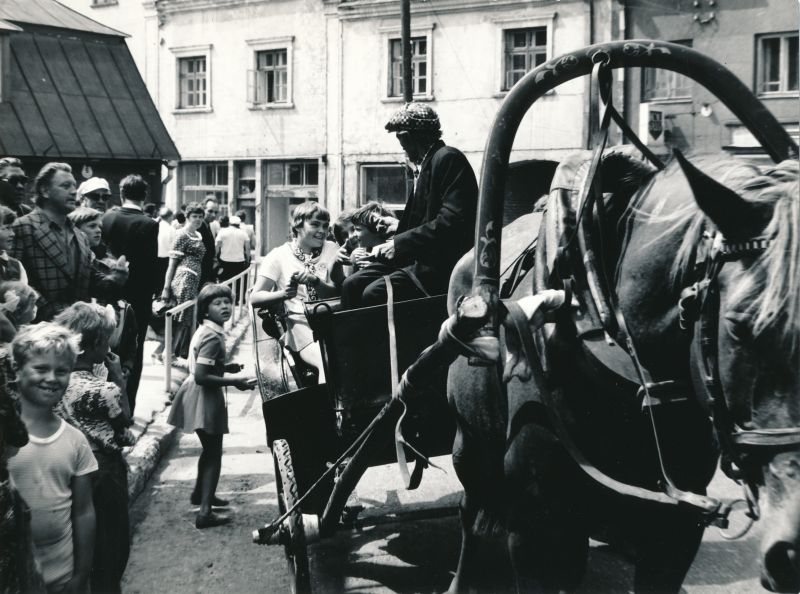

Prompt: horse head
xmin=676 ymin=153 xmax=800 ymax=592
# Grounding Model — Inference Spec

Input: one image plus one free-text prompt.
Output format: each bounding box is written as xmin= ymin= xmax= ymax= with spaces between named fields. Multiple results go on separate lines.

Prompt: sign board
xmin=638 ymin=103 xmax=665 ymax=150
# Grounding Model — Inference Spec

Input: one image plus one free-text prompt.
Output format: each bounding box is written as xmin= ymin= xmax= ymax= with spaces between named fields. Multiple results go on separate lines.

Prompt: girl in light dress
xmin=249 ymin=202 xmax=343 ymax=382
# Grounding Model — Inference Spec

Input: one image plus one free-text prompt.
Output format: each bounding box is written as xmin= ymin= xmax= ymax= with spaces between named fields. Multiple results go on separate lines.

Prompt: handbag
xmin=152 ymin=297 xmax=176 ymax=318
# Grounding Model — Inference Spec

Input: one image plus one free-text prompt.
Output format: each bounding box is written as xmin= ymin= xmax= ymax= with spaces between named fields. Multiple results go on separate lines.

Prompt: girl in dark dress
xmin=167 ymin=284 xmax=254 ymax=528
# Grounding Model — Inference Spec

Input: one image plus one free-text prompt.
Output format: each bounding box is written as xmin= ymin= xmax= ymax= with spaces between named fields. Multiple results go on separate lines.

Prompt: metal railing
xmin=163 ymin=264 xmax=257 ymax=393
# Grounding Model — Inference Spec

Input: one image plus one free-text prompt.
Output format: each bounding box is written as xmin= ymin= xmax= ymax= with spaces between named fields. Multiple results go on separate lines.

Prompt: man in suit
xmin=341 ymin=103 xmax=478 ymax=307
xmin=199 ymin=196 xmax=219 ymax=285
xmin=11 ymin=162 xmax=125 ymax=321
xmin=102 ymin=174 xmax=159 ymax=410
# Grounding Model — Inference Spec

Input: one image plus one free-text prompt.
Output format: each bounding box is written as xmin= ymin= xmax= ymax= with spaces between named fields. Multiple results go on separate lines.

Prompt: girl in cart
xmin=167 ymin=283 xmax=255 ymax=529
xmin=249 ymin=202 xmax=343 ymax=382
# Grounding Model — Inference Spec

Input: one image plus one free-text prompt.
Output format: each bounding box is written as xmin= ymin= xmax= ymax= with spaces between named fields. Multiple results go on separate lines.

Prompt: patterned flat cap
xmin=385 ymin=102 xmax=440 ymax=132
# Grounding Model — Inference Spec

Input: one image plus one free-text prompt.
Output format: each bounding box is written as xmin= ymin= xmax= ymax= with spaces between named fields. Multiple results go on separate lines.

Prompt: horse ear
xmin=673 ymin=149 xmax=764 ymax=239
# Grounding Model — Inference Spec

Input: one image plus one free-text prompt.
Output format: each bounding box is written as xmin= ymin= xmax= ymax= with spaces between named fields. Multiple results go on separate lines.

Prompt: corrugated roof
xmin=0 ymin=29 xmax=180 ymax=162
xmin=0 ymin=0 xmax=126 ymax=38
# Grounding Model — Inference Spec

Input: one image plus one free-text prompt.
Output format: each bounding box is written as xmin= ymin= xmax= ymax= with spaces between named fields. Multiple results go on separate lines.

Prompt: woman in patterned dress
xmin=160 ymin=203 xmax=207 ymax=359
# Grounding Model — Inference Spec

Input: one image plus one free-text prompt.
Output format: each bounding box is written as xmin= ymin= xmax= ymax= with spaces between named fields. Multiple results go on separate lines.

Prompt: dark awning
xmin=0 ymin=20 xmax=179 ymax=162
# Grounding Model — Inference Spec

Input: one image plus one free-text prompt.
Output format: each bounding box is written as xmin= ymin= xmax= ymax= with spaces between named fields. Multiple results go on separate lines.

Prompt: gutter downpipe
xmin=585 ymin=0 xmax=595 ymax=149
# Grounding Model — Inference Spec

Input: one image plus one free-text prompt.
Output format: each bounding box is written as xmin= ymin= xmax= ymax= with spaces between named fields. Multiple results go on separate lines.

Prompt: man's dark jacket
xmin=199 ymin=220 xmax=216 ymax=285
xmin=393 ymin=140 xmax=478 ymax=295
xmin=102 ymin=206 xmax=158 ymax=408
xmin=102 ymin=206 xmax=159 ymax=309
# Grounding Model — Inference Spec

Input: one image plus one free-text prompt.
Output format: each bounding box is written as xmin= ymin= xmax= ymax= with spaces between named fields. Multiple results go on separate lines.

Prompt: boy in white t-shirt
xmin=7 ymin=323 xmax=97 ymax=593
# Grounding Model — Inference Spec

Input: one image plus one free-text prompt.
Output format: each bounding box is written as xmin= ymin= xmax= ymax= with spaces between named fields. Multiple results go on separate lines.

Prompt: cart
xmin=250 ymin=294 xmax=461 ymax=593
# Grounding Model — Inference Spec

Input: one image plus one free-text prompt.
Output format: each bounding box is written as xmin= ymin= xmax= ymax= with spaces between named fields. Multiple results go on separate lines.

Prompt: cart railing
xmin=163 ymin=264 xmax=257 ymax=393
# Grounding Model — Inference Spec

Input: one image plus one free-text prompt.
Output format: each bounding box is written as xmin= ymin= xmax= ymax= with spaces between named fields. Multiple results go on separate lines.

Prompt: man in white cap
xmin=215 ymin=214 xmax=250 ymax=295
xmin=77 ymin=177 xmax=111 ymax=211
xmin=341 ymin=102 xmax=478 ymax=308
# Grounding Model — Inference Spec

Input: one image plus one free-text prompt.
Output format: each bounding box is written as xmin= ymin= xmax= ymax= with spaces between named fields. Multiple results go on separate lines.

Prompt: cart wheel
xmin=272 ymin=439 xmax=311 ymax=594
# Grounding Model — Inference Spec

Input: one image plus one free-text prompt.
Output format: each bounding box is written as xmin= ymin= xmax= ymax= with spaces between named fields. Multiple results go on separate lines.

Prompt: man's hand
xmin=373 ymin=239 xmax=395 ymax=261
xmin=375 ymin=215 xmax=399 ymax=236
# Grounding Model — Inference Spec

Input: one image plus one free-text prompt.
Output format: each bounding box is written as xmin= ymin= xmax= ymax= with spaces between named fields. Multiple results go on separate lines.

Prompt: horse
xmin=445 ymin=148 xmax=800 ymax=593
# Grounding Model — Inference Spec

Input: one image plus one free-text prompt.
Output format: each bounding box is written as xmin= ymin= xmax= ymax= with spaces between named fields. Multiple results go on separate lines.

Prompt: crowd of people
xmin=0 ymin=157 xmax=256 ymax=592
xmin=0 ymin=100 xmax=478 ymax=593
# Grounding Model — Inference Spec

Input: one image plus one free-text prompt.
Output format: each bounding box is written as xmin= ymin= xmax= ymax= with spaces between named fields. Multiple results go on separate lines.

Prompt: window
xmin=255 ymin=49 xmax=288 ymax=104
xmin=266 ymin=161 xmax=319 ymax=187
xmin=246 ymin=36 xmax=294 ymax=108
xmin=642 ymin=40 xmax=692 ymax=101
xmin=757 ymin=33 xmax=799 ymax=95
xmin=360 ymin=164 xmax=412 ymax=213
xmin=180 ymin=162 xmax=229 ymax=208
xmin=178 ymin=57 xmax=207 ymax=108
xmin=170 ymin=44 xmax=212 ymax=112
xmin=503 ymin=28 xmax=547 ymax=91
xmin=237 ymin=162 xmax=256 ymax=201
xmin=389 ymin=37 xmax=428 ymax=97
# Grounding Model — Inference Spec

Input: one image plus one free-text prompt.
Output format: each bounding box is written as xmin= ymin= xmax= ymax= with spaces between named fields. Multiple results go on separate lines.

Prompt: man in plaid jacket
xmin=11 ymin=162 xmax=126 ymax=321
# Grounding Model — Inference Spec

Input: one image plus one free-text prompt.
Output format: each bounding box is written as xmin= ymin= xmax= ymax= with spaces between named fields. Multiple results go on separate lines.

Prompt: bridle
xmin=679 ymin=227 xmax=800 ymax=525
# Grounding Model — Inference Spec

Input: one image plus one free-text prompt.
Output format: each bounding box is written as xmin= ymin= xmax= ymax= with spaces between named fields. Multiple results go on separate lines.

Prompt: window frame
xmin=266 ymin=161 xmax=319 ymax=188
xmin=247 ymin=36 xmax=295 ymax=110
xmin=179 ymin=161 xmax=229 ymax=209
xmin=359 ymin=162 xmax=412 ymax=212
xmin=502 ymin=28 xmax=548 ymax=92
xmin=756 ymin=32 xmax=799 ymax=96
xmin=641 ymin=39 xmax=693 ymax=103
xmin=493 ymin=14 xmax=555 ymax=97
xmin=169 ymin=44 xmax=213 ymax=114
xmin=388 ymin=36 xmax=429 ymax=98
xmin=380 ymin=24 xmax=435 ymax=102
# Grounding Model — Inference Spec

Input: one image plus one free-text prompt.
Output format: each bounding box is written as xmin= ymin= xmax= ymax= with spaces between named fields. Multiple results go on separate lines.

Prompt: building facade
xmin=56 ymin=1 xmax=799 ymax=255
xmin=60 ymin=0 xmax=622 ymax=254
xmin=624 ymin=0 xmax=798 ymax=159
xmin=324 ymin=0 xmax=607 ymax=217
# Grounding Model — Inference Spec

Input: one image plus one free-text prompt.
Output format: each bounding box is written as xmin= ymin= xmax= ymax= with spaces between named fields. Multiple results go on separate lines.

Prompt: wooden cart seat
xmin=307 ymin=294 xmax=449 ymax=426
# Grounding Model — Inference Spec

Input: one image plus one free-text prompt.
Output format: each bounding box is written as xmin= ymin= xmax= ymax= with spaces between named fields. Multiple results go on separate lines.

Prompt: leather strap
xmin=385 ymin=276 xmax=425 ymax=490
xmin=502 ymin=299 xmax=723 ymax=515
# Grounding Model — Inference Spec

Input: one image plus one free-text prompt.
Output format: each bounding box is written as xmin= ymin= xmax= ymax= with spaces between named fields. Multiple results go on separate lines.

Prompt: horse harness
xmin=520 ymin=56 xmax=800 ymax=535
xmin=679 ymin=227 xmax=800 ymax=523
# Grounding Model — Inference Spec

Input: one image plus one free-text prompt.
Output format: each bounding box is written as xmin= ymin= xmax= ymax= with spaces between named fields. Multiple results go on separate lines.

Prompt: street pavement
xmin=123 ymin=326 xmax=766 ymax=593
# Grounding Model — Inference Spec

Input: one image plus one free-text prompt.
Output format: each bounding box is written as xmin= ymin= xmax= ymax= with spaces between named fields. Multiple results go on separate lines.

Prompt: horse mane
xmin=633 ymin=155 xmax=800 ymax=351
